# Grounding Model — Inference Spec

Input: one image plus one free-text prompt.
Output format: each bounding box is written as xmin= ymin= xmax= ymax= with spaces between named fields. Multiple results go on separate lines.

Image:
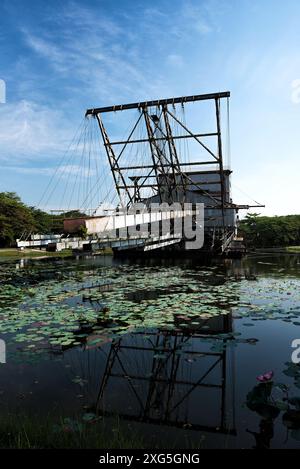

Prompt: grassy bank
xmin=0 ymin=413 xmax=145 ymax=449
xmin=0 ymin=412 xmax=205 ymax=449
xmin=0 ymin=247 xmax=113 ymax=260
xmin=286 ymin=246 xmax=300 ymax=253
xmin=253 ymin=246 xmax=300 ymax=253
xmin=0 ymin=248 xmax=73 ymax=259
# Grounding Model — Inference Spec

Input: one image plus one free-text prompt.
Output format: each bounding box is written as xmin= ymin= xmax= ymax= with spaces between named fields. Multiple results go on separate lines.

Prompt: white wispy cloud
xmin=0 ymin=1 xmax=186 ymax=170
xmin=20 ymin=1 xmax=217 ymax=104
xmin=4 ymin=164 xmax=96 ymax=178
xmin=180 ymin=0 xmax=215 ymax=35
xmin=0 ymin=0 xmax=220 ymax=212
xmin=0 ymin=100 xmax=75 ymax=161
xmin=22 ymin=33 xmax=69 ymax=73
xmin=21 ymin=3 xmax=158 ymax=103
xmin=194 ymin=20 xmax=213 ymax=34
xmin=167 ymin=54 xmax=184 ymax=67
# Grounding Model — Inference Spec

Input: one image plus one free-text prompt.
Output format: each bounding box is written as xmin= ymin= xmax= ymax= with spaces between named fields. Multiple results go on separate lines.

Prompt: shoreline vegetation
xmin=286 ymin=246 xmax=300 ymax=253
xmin=0 ymin=248 xmax=73 ymax=259
xmin=0 ymin=411 xmax=203 ymax=449
xmin=0 ymin=413 xmax=146 ymax=449
xmin=1 ymin=192 xmax=300 ymax=253
xmin=0 ymin=246 xmax=299 ymax=260
xmin=0 ymin=248 xmax=113 ymax=259
xmin=239 ymin=213 xmax=300 ymax=249
xmin=0 ymin=192 xmax=84 ymax=248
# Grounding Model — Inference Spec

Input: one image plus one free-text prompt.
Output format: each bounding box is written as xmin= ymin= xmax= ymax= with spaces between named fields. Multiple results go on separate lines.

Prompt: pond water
xmin=0 ymin=253 xmax=300 ymax=448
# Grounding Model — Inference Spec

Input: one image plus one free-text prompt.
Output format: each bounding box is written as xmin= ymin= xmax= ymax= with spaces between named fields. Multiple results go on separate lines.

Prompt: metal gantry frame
xmin=95 ymin=323 xmax=236 ymax=435
xmin=86 ymin=92 xmax=241 ymax=213
xmin=87 ymin=92 xmax=264 ymax=211
xmin=85 ymin=91 xmax=264 ymax=254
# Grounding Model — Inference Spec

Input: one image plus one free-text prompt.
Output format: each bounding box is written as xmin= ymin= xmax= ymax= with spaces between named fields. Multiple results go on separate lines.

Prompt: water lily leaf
xmin=82 ymin=412 xmax=98 ymax=422
xmin=274 ymin=400 xmax=289 ymax=411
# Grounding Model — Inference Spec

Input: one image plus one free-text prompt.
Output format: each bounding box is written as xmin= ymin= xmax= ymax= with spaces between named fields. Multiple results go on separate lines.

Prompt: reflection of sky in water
xmin=0 ymin=254 xmax=300 ymax=448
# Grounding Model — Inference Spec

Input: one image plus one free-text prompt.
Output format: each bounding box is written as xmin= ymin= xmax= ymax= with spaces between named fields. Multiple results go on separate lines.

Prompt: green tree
xmin=0 ymin=192 xmax=89 ymax=247
xmin=239 ymin=213 xmax=300 ymax=248
xmin=0 ymin=192 xmax=61 ymax=247
xmin=0 ymin=192 xmax=36 ymax=247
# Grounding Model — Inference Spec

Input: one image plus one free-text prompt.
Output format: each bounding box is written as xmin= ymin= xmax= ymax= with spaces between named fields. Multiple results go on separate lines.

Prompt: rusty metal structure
xmin=17 ymin=91 xmax=264 ymax=255
xmin=86 ymin=92 xmax=231 ymax=209
xmin=85 ymin=91 xmax=263 ymax=254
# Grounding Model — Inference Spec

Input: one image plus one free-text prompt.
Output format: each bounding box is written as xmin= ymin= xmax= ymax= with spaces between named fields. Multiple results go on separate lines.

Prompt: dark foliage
xmin=239 ymin=213 xmax=300 ymax=248
xmin=0 ymin=192 xmax=85 ymax=247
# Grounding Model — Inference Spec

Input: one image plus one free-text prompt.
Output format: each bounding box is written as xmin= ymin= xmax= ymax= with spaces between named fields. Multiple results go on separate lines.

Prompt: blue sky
xmin=0 ymin=0 xmax=299 ymax=215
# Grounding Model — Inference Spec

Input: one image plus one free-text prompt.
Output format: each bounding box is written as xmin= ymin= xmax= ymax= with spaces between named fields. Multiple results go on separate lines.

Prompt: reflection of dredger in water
xmin=94 ymin=312 xmax=237 ymax=438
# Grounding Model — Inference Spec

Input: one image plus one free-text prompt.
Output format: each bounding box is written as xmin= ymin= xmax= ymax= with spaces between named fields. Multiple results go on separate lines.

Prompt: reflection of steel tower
xmin=145 ymin=332 xmax=172 ymax=415
xmin=96 ymin=314 xmax=236 ymax=435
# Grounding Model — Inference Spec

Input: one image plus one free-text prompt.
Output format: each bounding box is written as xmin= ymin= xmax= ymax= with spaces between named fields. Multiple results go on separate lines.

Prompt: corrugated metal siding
xmin=146 ymin=170 xmax=236 ymax=228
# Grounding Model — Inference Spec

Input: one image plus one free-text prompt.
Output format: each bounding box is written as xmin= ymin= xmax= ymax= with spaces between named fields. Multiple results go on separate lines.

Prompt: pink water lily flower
xmin=256 ymin=371 xmax=274 ymax=382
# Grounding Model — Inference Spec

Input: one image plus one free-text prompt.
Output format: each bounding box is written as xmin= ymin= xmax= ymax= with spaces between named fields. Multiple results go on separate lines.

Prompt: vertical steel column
xmin=95 ymin=113 xmax=133 ymax=206
xmin=215 ymin=98 xmax=226 ymax=230
xmin=162 ymin=104 xmax=186 ymax=203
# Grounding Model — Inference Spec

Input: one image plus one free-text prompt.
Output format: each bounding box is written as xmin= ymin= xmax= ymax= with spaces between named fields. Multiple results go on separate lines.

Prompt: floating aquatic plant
xmin=0 ymin=260 xmax=299 ymax=363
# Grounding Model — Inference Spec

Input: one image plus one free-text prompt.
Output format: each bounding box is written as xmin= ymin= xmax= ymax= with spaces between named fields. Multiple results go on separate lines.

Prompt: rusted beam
xmin=162 ymin=103 xmax=186 ymax=201
xmin=106 ymin=132 xmax=218 ymax=146
xmin=95 ymin=113 xmax=133 ymax=205
xmin=118 ymin=176 xmax=228 ymax=185
xmin=117 ymin=161 xmax=218 ymax=170
xmin=142 ymin=108 xmax=164 ymax=202
xmin=85 ymin=91 xmax=230 ymax=115
xmin=215 ymin=97 xmax=226 ymax=229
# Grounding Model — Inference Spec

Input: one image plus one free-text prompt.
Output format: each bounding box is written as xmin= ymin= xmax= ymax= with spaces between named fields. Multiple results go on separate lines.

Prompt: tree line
xmin=0 ymin=192 xmax=299 ymax=249
xmin=0 ymin=192 xmax=82 ymax=247
xmin=239 ymin=213 xmax=300 ymax=248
